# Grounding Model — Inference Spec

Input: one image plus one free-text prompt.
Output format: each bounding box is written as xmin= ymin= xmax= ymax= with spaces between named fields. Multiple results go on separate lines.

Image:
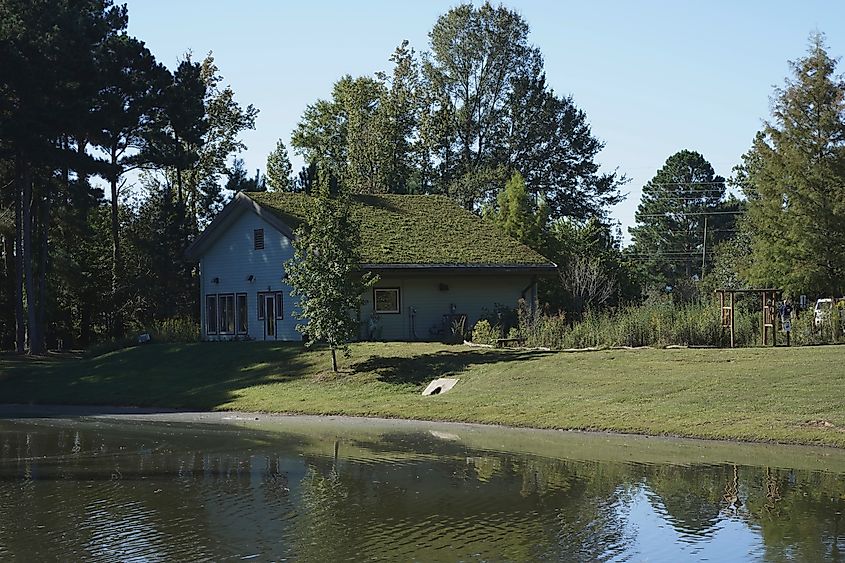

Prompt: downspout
xmin=409 ymin=306 xmax=417 ymax=340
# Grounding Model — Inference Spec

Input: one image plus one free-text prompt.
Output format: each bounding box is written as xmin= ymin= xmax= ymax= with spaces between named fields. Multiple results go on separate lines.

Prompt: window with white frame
xmin=275 ymin=292 xmax=284 ymax=319
xmin=236 ymin=293 xmax=248 ymax=334
xmin=257 ymin=291 xmax=284 ymax=320
xmin=218 ymin=294 xmax=235 ymax=334
xmin=206 ymin=295 xmax=218 ymax=334
xmin=374 ymin=288 xmax=400 ymax=314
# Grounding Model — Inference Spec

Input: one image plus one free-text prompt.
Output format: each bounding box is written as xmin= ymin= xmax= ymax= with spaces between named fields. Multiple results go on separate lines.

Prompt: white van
xmin=814 ymin=298 xmax=845 ymax=328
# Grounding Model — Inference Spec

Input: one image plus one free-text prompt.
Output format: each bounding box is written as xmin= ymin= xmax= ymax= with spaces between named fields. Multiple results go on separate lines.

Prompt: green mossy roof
xmin=247 ymin=192 xmax=553 ymax=267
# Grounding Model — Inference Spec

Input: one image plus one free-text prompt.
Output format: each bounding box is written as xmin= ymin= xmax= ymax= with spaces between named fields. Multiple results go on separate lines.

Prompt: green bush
xmin=478 ymin=304 xmax=518 ymax=335
xmin=471 ymin=319 xmax=499 ymax=346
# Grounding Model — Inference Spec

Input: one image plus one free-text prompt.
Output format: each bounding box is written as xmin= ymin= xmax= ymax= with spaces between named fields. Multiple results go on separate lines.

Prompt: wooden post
xmin=729 ymin=291 xmax=735 ymax=349
xmin=772 ymin=291 xmax=777 ymax=347
xmin=761 ymin=291 xmax=766 ymax=346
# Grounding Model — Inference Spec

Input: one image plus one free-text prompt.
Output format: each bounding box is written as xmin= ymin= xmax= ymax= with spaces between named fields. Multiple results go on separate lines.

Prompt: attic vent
xmin=254 ymin=228 xmax=264 ymax=250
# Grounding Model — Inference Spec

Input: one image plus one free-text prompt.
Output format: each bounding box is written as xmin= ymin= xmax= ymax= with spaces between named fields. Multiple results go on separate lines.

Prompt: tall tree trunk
xmin=22 ymin=163 xmax=41 ymax=354
xmin=14 ymin=155 xmax=25 ymax=353
xmin=175 ymin=131 xmax=184 ymax=203
xmin=37 ymin=173 xmax=51 ymax=350
xmin=80 ymin=304 xmax=91 ymax=348
xmin=176 ymin=167 xmax=184 ymax=204
xmin=331 ymin=347 xmax=338 ymax=372
xmin=76 ymin=138 xmax=89 ymax=346
xmin=109 ymin=146 xmax=123 ymax=339
xmin=2 ymin=234 xmax=14 ymax=349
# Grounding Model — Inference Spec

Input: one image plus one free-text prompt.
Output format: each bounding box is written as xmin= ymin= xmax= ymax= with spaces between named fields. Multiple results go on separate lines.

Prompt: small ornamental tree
xmin=285 ymin=177 xmax=377 ymax=371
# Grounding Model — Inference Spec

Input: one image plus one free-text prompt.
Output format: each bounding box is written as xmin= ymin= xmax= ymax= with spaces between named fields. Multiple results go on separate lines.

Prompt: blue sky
xmin=123 ymin=1 xmax=844 ymax=244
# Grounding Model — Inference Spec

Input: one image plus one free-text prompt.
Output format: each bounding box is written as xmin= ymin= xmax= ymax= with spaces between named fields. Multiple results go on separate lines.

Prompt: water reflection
xmin=0 ymin=416 xmax=844 ymax=561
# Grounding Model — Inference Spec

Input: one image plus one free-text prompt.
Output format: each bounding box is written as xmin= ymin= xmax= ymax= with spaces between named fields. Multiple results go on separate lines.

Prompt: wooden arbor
xmin=715 ymin=288 xmax=783 ymax=348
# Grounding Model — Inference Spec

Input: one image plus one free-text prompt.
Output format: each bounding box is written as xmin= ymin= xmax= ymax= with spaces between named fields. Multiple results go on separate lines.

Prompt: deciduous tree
xmin=285 ymin=176 xmax=377 ymax=372
xmin=423 ymin=2 xmax=541 ymax=199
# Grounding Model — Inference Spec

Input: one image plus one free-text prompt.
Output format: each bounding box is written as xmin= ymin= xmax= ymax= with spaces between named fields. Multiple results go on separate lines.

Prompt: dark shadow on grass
xmin=0 ymin=341 xmax=317 ymax=412
xmin=350 ymin=349 xmax=555 ymax=385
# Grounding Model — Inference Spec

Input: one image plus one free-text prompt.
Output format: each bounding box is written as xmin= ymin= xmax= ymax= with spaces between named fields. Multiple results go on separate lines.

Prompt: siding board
xmin=363 ymin=274 xmax=533 ymax=341
xmin=199 ymin=207 xmax=300 ymax=341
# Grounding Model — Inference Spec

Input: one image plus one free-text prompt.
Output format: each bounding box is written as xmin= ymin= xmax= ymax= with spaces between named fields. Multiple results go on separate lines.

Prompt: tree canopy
xmin=629 ymin=150 xmax=738 ymax=290
xmin=738 ymin=33 xmax=845 ymax=297
xmin=0 ymin=0 xmax=256 ymax=351
xmin=285 ymin=176 xmax=377 ymax=371
xmin=290 ymin=2 xmax=624 ymax=221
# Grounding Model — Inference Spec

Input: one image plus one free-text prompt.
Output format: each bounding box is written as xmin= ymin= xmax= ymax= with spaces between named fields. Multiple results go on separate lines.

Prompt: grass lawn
xmin=1 ymin=341 xmax=844 ymax=447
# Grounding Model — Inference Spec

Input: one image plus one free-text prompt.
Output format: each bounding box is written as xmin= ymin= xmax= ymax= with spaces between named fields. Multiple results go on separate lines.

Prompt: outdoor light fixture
xmin=247 ymin=274 xmax=255 ymax=283
xmin=212 ymin=277 xmax=220 ymax=284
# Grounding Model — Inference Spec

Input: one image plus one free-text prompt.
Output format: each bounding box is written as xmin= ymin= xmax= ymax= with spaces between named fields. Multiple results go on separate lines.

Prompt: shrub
xmin=471 ymin=319 xmax=499 ymax=346
xmin=478 ymin=304 xmax=518 ymax=335
xmin=447 ymin=316 xmax=468 ymax=343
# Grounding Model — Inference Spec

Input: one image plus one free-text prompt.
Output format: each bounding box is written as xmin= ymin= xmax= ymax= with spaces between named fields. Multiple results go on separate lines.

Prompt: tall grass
xmin=521 ymin=301 xmax=764 ymax=349
xmin=516 ymin=299 xmax=845 ymax=350
xmin=148 ymin=317 xmax=200 ymax=343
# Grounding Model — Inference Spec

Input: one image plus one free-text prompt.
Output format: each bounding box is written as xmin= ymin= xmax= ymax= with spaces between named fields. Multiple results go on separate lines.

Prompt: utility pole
xmin=701 ymin=215 xmax=707 ymax=280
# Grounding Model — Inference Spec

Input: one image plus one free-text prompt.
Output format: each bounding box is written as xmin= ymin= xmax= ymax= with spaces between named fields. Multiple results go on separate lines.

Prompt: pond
xmin=1 ymin=408 xmax=844 ymax=561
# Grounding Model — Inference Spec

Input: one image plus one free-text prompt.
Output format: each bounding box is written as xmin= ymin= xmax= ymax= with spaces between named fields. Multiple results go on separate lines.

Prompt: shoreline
xmin=3 ymin=402 xmax=845 ymax=454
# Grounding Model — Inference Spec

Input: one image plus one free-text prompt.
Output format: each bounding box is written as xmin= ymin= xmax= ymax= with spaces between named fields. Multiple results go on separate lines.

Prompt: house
xmin=185 ymin=191 xmax=556 ymax=341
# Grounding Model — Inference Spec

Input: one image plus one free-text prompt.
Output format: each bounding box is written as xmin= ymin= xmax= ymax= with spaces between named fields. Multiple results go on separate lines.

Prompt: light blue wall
xmin=199 ymin=207 xmax=300 ymax=341
xmin=361 ymin=274 xmax=535 ymax=341
xmin=197 ymin=206 xmax=538 ymax=342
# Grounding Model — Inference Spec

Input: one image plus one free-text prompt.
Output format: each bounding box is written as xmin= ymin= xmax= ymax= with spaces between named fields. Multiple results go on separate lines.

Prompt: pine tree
xmin=266 ymin=139 xmax=294 ymax=191
xmin=629 ymin=150 xmax=731 ymax=289
xmin=739 ymin=33 xmax=845 ymax=296
xmin=488 ymin=171 xmax=546 ymax=251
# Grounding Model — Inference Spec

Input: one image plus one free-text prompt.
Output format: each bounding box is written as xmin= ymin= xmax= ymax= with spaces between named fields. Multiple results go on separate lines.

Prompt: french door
xmin=264 ymin=294 xmax=276 ymax=339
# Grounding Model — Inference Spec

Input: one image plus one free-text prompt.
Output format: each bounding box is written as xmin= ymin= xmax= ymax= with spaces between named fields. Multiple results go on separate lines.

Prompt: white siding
xmin=199 ymin=208 xmax=300 ymax=341
xmin=362 ymin=274 xmax=534 ymax=341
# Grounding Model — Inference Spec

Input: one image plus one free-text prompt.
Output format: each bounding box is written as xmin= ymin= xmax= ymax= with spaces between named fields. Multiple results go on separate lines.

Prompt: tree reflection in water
xmin=0 ymin=417 xmax=843 ymax=561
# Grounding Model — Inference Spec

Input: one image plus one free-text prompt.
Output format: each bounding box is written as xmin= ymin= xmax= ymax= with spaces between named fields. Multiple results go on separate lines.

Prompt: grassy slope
xmin=1 ymin=342 xmax=844 ymax=447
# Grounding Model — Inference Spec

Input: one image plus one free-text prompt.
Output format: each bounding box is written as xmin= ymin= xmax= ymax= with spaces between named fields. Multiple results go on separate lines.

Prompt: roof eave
xmin=185 ymin=192 xmax=296 ymax=261
xmin=360 ymin=263 xmax=558 ymax=274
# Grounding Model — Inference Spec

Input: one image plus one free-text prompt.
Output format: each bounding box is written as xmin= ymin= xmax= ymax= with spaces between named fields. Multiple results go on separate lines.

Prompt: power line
xmin=647 ymin=181 xmax=729 ymax=186
xmin=640 ymin=210 xmax=744 ymax=218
